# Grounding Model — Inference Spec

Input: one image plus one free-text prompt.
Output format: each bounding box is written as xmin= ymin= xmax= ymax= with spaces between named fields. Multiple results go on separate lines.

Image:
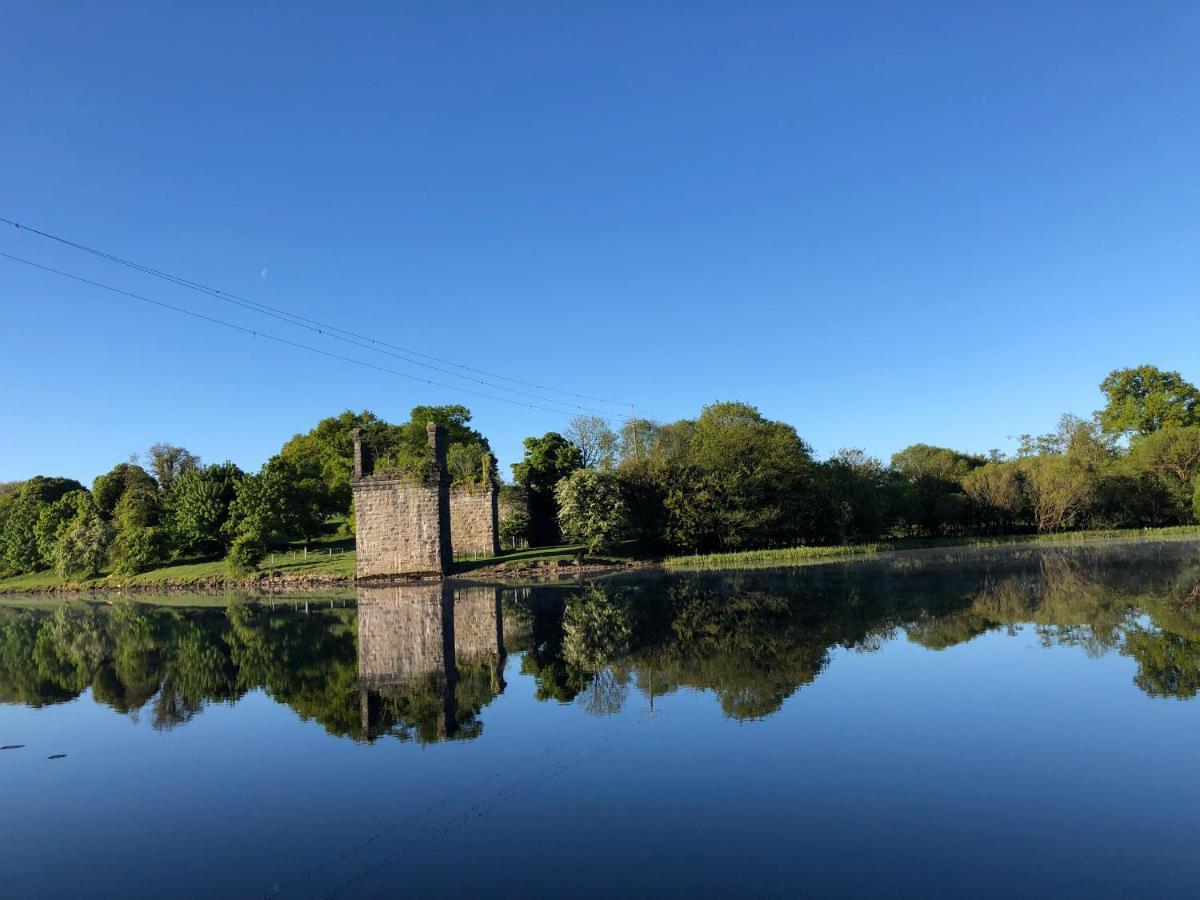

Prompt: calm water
xmin=3 ymin=540 xmax=1200 ymax=898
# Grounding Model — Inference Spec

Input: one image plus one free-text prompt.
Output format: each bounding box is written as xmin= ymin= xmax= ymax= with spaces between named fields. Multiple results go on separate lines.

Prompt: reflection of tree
xmin=507 ymin=543 xmax=1200 ymax=716
xmin=1123 ymin=628 xmax=1200 ymax=699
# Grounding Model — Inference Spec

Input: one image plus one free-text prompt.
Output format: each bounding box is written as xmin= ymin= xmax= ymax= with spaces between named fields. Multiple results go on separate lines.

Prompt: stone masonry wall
xmin=351 ymin=423 xmax=452 ymax=579
xmin=450 ymin=484 xmax=499 ymax=558
xmin=353 ymin=477 xmax=450 ymax=577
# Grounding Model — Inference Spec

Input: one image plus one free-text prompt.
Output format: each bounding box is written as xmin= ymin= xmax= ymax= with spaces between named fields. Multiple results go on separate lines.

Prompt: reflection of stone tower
xmin=356 ymin=582 xmax=505 ymax=742
xmin=449 ymin=454 xmax=500 ymax=559
xmin=453 ymin=585 xmax=506 ymax=694
xmin=351 ymin=424 xmax=452 ymax=579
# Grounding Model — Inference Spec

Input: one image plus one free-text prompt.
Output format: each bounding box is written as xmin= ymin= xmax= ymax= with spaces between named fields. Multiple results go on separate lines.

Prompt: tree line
xmin=539 ymin=364 xmax=1200 ymax=554
xmin=2 ymin=364 xmax=1199 ymax=580
xmin=0 ymin=404 xmax=495 ymax=580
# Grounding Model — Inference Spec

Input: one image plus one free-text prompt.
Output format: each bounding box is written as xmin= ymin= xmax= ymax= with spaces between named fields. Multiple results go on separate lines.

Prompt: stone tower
xmin=351 ymin=423 xmax=452 ymax=578
xmin=449 ymin=452 xmax=500 ymax=559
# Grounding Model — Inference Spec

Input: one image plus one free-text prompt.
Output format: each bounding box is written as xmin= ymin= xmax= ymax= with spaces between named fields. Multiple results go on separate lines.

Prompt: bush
xmin=227 ymin=531 xmax=267 ymax=574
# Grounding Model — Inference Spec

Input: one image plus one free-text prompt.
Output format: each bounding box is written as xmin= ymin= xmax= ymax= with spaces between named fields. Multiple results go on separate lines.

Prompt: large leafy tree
xmin=1 ymin=478 xmax=88 ymax=573
xmin=555 ymin=468 xmax=628 ymax=552
xmin=678 ymin=401 xmax=818 ymax=551
xmin=890 ymin=444 xmax=984 ymax=536
xmin=229 ymin=455 xmax=326 ymax=544
xmin=169 ymin=463 xmax=245 ymax=555
xmin=92 ymin=464 xmax=157 ymax=518
xmin=512 ymin=432 xmax=584 ymax=545
xmin=1098 ymin=365 xmax=1200 ymax=437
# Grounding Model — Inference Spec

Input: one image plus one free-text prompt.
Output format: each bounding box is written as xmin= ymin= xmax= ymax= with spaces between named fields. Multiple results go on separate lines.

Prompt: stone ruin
xmin=351 ymin=423 xmax=499 ymax=579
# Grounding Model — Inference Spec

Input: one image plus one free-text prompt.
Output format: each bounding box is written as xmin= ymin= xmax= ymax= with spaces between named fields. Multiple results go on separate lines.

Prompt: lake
xmin=3 ymin=539 xmax=1200 ymax=898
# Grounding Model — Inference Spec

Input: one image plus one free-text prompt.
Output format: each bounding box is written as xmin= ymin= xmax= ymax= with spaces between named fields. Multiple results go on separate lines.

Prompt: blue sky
xmin=2 ymin=2 xmax=1198 ymax=484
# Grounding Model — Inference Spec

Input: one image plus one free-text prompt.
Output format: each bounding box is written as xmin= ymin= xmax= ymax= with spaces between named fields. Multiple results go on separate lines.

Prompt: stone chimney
xmin=351 ymin=427 xmax=374 ymax=479
xmin=481 ymin=452 xmax=496 ymax=488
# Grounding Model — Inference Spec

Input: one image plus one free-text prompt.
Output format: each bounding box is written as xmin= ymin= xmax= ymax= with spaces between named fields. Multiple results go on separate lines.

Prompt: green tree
xmin=1098 ymin=365 xmax=1200 ymax=437
xmin=890 ymin=444 xmax=984 ymax=536
xmin=512 ymin=432 xmax=584 ymax=545
xmin=92 ymin=463 xmax=157 ymax=519
xmin=34 ymin=490 xmax=92 ymax=566
xmin=1020 ymin=455 xmax=1096 ymax=532
xmin=228 ymin=455 xmax=325 ymax=544
xmin=555 ymin=468 xmax=629 ymax=552
xmin=817 ymin=449 xmax=891 ymax=543
xmin=280 ymin=410 xmax=400 ymax=516
xmin=2 ymin=494 xmax=44 ymax=573
xmin=169 ymin=463 xmax=245 ymax=555
xmin=963 ymin=461 xmax=1026 ymax=533
xmin=55 ymin=509 xmax=114 ymax=579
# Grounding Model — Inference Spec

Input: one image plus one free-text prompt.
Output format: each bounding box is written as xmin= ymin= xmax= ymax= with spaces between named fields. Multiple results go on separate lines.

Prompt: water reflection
xmin=2 ymin=541 xmax=1200 ymax=739
xmin=357 ymin=584 xmax=505 ymax=742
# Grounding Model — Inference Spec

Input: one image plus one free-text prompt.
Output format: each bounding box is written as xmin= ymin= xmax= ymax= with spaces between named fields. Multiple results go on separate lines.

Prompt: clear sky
xmin=2 ymin=2 xmax=1198 ymax=485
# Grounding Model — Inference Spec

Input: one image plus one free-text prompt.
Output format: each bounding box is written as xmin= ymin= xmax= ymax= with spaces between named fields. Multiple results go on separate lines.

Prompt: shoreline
xmin=4 ymin=525 xmax=1199 ymax=597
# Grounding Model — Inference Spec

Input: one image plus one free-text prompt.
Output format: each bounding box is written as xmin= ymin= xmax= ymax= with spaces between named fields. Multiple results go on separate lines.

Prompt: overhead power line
xmin=0 ymin=251 xmax=628 ymax=424
xmin=0 ymin=216 xmax=636 ymax=414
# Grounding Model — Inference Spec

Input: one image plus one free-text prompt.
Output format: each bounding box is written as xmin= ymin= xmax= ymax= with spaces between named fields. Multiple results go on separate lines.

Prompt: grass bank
xmin=0 ymin=539 xmax=644 ymax=594
xmin=663 ymin=525 xmax=1200 ymax=571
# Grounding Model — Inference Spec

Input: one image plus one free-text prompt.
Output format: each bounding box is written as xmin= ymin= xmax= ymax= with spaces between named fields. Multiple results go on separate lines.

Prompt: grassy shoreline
xmin=5 ymin=525 xmax=1199 ymax=594
xmin=0 ymin=542 xmax=640 ymax=595
xmin=663 ymin=525 xmax=1200 ymax=571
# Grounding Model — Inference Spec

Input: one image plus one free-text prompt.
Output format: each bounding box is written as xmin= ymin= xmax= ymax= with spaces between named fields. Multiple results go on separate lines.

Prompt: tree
xmin=92 ymin=463 xmax=157 ymax=518
xmin=1021 ymin=455 xmax=1096 ymax=532
xmin=280 ymin=410 xmax=402 ymax=517
xmin=890 ymin=444 xmax=984 ymax=536
xmin=108 ymin=485 xmax=165 ymax=575
xmin=618 ymin=418 xmax=660 ymax=465
xmin=678 ymin=402 xmax=818 ymax=550
xmin=35 ymin=491 xmax=92 ymax=565
xmin=228 ymin=455 xmax=325 ymax=545
xmin=566 ymin=416 xmax=620 ymax=469
xmin=446 ymin=444 xmax=492 ymax=485
xmin=55 ymin=509 xmax=114 ymax=579
xmin=512 ymin=433 xmax=584 ymax=545
xmin=498 ymin=508 xmax=530 ymax=550
xmin=1098 ymin=365 xmax=1200 ymax=437
xmin=555 ymin=468 xmax=629 ymax=552
xmin=962 ymin=462 xmax=1026 ymax=533
xmin=2 ymin=494 xmax=43 ymax=574
xmin=146 ymin=444 xmax=200 ymax=493
xmin=818 ymin=449 xmax=891 ymax=543
xmin=169 ymin=463 xmax=245 ymax=554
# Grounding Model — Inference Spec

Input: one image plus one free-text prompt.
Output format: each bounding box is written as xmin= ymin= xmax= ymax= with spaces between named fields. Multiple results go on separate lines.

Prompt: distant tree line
xmin=529 ymin=364 xmax=1200 ymax=554
xmin=0 ymin=405 xmax=495 ymax=580
xmin=3 ymin=365 xmax=1199 ymax=580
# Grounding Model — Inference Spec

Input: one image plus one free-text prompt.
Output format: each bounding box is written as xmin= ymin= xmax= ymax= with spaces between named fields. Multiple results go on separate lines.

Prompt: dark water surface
xmin=3 ymin=540 xmax=1200 ymax=898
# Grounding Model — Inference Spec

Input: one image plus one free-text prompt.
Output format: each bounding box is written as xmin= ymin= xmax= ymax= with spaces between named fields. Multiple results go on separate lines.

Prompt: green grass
xmin=0 ymin=535 xmax=356 ymax=594
xmin=663 ymin=525 xmax=1200 ymax=571
xmin=0 ymin=535 xmax=643 ymax=594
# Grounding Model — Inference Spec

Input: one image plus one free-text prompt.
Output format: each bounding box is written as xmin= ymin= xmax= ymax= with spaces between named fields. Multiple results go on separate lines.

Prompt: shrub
xmin=227 ymin=531 xmax=267 ymax=574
